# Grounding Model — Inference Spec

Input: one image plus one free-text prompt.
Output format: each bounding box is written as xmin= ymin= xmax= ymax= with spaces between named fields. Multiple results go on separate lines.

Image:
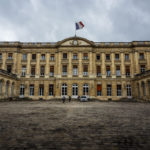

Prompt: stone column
xmin=89 ymin=51 xmax=93 ymax=78
xmin=102 ymin=80 xmax=106 ymax=96
xmin=134 ymin=52 xmax=139 ymax=74
xmin=36 ymin=53 xmax=40 ymax=78
xmin=34 ymin=81 xmax=39 ymax=98
xmin=111 ymin=53 xmax=116 ymax=78
xmin=2 ymin=81 xmax=6 ymax=97
xmin=101 ymin=53 xmax=106 ymax=78
xmin=121 ymin=53 xmax=125 ymax=78
xmin=45 ymin=53 xmax=50 ymax=78
xmin=44 ymin=81 xmax=49 ymax=99
xmin=2 ymin=53 xmax=6 ymax=70
xmin=17 ymin=53 xmax=22 ymax=78
xmin=57 ymin=51 xmax=61 ymax=78
xmin=130 ymin=53 xmax=134 ymax=78
xmin=112 ymin=81 xmax=116 ymax=97
xmin=146 ymin=52 xmax=150 ymax=70
xmin=25 ymin=81 xmax=29 ymax=97
xmin=26 ymin=53 xmax=31 ymax=78
xmin=79 ymin=52 xmax=82 ymax=77
xmin=68 ymin=52 xmax=72 ymax=78
xmin=122 ymin=82 xmax=126 ymax=97
xmin=12 ymin=52 xmax=17 ymax=73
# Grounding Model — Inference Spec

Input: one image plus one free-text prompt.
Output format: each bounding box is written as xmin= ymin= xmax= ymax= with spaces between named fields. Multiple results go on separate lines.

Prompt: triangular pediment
xmin=57 ymin=36 xmax=94 ymax=46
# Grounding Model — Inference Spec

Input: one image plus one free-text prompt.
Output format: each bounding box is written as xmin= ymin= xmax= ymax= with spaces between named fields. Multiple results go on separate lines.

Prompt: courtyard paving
xmin=0 ymin=100 xmax=150 ymax=150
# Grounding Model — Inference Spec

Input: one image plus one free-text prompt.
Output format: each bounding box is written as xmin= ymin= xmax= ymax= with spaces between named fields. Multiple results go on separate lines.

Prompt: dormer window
xmin=63 ymin=53 xmax=67 ymax=59
xmin=8 ymin=53 xmax=13 ymax=59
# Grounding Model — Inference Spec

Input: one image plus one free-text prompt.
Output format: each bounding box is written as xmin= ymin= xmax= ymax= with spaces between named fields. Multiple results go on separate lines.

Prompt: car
xmin=80 ymin=95 xmax=88 ymax=102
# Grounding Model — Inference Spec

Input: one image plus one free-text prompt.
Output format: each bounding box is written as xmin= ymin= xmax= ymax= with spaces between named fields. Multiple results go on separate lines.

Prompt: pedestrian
xmin=69 ymin=96 xmax=71 ymax=102
xmin=62 ymin=96 xmax=65 ymax=103
xmin=78 ymin=96 xmax=80 ymax=101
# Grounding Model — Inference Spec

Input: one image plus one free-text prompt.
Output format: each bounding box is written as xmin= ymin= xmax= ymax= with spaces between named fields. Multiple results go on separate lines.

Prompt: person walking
xmin=62 ymin=96 xmax=65 ymax=103
xmin=69 ymin=96 xmax=71 ymax=102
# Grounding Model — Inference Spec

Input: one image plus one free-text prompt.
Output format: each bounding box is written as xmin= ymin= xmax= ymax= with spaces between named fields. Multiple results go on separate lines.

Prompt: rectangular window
xmin=83 ymin=65 xmax=88 ymax=76
xmin=62 ymin=65 xmax=67 ymax=76
xmin=96 ymin=54 xmax=100 ymax=60
xmin=39 ymin=84 xmax=44 ymax=96
xmin=50 ymin=54 xmax=55 ymax=61
xmin=139 ymin=53 xmax=144 ymax=60
xmin=106 ymin=66 xmax=111 ymax=76
xmin=8 ymin=53 xmax=13 ymax=59
xmin=115 ymin=54 xmax=119 ymax=60
xmin=41 ymin=54 xmax=45 ymax=60
xmin=29 ymin=84 xmax=34 ymax=96
xmin=73 ymin=65 xmax=78 ymax=76
xmin=21 ymin=65 xmax=26 ymax=77
xmin=116 ymin=66 xmax=121 ymax=76
xmin=20 ymin=84 xmax=25 ymax=96
xmin=73 ymin=53 xmax=78 ymax=60
xmin=106 ymin=54 xmax=110 ymax=60
xmin=83 ymin=53 xmax=88 ymax=59
xmin=22 ymin=54 xmax=27 ymax=60
xmin=117 ymin=85 xmax=122 ymax=96
xmin=63 ymin=53 xmax=67 ymax=59
xmin=49 ymin=84 xmax=54 ymax=96
xmin=0 ymin=53 xmax=2 ymax=59
xmin=107 ymin=85 xmax=112 ymax=96
xmin=125 ymin=54 xmax=129 ymax=61
xmin=97 ymin=66 xmax=101 ymax=76
xmin=32 ymin=54 xmax=36 ymax=60
xmin=126 ymin=84 xmax=132 ymax=96
xmin=97 ymin=84 xmax=102 ymax=96
xmin=140 ymin=65 xmax=145 ymax=73
xmin=7 ymin=65 xmax=12 ymax=73
xmin=31 ymin=66 xmax=35 ymax=76
xmin=125 ymin=66 xmax=130 ymax=77
xmin=40 ymin=66 xmax=45 ymax=76
xmin=50 ymin=66 xmax=54 ymax=77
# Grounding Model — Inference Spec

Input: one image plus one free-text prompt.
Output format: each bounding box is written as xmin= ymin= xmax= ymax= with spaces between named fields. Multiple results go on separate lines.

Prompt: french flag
xmin=75 ymin=21 xmax=84 ymax=30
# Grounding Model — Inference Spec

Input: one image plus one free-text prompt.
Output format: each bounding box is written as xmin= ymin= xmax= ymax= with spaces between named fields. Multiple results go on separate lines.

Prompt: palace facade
xmin=0 ymin=36 xmax=150 ymax=100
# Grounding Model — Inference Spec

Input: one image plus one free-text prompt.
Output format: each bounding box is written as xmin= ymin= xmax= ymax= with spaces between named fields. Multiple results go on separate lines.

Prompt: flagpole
xmin=75 ymin=22 xmax=76 ymax=37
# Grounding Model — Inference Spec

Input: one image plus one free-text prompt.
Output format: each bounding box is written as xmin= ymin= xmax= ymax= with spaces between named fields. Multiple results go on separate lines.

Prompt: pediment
xmin=57 ymin=36 xmax=94 ymax=46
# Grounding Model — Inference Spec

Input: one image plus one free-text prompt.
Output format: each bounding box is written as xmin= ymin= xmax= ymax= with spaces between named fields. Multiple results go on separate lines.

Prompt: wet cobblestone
xmin=0 ymin=101 xmax=150 ymax=150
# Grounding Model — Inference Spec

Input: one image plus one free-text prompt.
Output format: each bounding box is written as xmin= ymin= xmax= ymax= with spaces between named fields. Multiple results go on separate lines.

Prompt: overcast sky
xmin=0 ymin=0 xmax=150 ymax=42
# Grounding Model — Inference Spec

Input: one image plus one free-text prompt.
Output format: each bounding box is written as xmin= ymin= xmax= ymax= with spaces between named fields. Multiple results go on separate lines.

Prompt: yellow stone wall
xmin=0 ymin=37 xmax=150 ymax=100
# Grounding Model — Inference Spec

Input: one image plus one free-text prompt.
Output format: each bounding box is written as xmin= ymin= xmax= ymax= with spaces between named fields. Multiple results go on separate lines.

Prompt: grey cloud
xmin=0 ymin=0 xmax=150 ymax=42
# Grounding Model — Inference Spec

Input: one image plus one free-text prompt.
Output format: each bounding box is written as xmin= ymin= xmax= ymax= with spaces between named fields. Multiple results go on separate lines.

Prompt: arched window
xmin=11 ymin=83 xmax=14 ymax=96
xmin=20 ymin=84 xmax=25 ymax=97
xmin=142 ymin=82 xmax=146 ymax=96
xmin=126 ymin=84 xmax=132 ymax=96
xmin=72 ymin=84 xmax=78 ymax=96
xmin=5 ymin=81 xmax=9 ymax=96
xmin=83 ymin=84 xmax=89 ymax=95
xmin=62 ymin=84 xmax=67 ymax=96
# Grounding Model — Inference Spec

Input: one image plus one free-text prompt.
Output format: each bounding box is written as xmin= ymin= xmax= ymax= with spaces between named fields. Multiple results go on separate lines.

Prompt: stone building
xmin=0 ymin=36 xmax=150 ymax=100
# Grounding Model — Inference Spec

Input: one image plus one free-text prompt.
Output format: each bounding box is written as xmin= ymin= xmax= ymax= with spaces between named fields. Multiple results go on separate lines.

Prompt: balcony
xmin=97 ymin=73 xmax=101 ymax=77
xmin=83 ymin=72 xmax=88 ymax=77
xmin=6 ymin=59 xmax=13 ymax=64
xmin=50 ymin=72 xmax=54 ymax=77
xmin=30 ymin=59 xmax=36 ymax=64
xmin=61 ymin=59 xmax=69 ymax=64
xmin=82 ymin=59 xmax=89 ymax=64
xmin=72 ymin=59 xmax=79 ymax=64
xmin=21 ymin=59 xmax=27 ymax=63
xmin=62 ymin=72 xmax=67 ymax=76
xmin=139 ymin=58 xmax=146 ymax=64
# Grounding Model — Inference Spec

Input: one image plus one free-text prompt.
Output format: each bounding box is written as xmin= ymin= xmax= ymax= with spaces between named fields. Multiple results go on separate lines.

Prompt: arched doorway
xmin=83 ymin=84 xmax=89 ymax=96
xmin=72 ymin=84 xmax=78 ymax=98
xmin=5 ymin=81 xmax=10 ymax=97
xmin=61 ymin=83 xmax=67 ymax=96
